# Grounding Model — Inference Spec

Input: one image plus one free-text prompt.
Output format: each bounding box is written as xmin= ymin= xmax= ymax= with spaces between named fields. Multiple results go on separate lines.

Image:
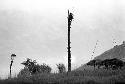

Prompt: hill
xmin=76 ymin=41 xmax=125 ymax=71
xmin=94 ymin=41 xmax=125 ymax=61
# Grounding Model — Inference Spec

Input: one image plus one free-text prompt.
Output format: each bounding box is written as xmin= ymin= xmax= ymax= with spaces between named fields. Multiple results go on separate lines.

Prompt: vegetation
xmin=87 ymin=58 xmax=125 ymax=70
xmin=56 ymin=63 xmax=66 ymax=73
xmin=21 ymin=58 xmax=52 ymax=75
xmin=0 ymin=67 xmax=125 ymax=84
xmin=3 ymin=41 xmax=125 ymax=84
xmin=0 ymin=58 xmax=125 ymax=84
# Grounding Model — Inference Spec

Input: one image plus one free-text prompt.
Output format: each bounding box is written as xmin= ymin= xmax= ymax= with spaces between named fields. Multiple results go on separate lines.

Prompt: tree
xmin=21 ymin=58 xmax=37 ymax=74
xmin=17 ymin=67 xmax=31 ymax=78
xmin=21 ymin=58 xmax=52 ymax=75
xmin=88 ymin=58 xmax=125 ymax=70
xmin=87 ymin=60 xmax=97 ymax=69
xmin=39 ymin=63 xmax=52 ymax=73
xmin=108 ymin=58 xmax=124 ymax=70
xmin=87 ymin=59 xmax=103 ymax=69
xmin=56 ymin=63 xmax=66 ymax=73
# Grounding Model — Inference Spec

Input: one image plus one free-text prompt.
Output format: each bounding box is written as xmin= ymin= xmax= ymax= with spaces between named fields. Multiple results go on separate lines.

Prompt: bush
xmin=20 ymin=58 xmax=52 ymax=75
xmin=17 ymin=67 xmax=31 ymax=78
xmin=56 ymin=63 xmax=66 ymax=73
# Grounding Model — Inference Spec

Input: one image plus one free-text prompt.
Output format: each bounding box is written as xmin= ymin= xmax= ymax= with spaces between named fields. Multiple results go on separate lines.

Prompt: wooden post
xmin=10 ymin=60 xmax=13 ymax=78
xmin=10 ymin=54 xmax=16 ymax=78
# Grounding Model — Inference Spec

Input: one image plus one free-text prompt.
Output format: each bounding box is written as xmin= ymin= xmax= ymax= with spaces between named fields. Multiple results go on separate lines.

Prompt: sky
xmin=0 ymin=0 xmax=125 ymax=78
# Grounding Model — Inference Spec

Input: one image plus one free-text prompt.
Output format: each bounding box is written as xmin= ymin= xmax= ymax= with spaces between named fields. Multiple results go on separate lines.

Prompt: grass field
xmin=0 ymin=66 xmax=125 ymax=84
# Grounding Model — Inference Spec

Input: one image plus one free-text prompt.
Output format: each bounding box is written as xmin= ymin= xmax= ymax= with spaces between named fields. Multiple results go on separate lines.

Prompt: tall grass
xmin=0 ymin=67 xmax=125 ymax=84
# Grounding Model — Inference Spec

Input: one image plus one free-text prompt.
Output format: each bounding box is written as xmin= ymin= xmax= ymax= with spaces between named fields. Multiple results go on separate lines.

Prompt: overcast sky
xmin=0 ymin=0 xmax=125 ymax=78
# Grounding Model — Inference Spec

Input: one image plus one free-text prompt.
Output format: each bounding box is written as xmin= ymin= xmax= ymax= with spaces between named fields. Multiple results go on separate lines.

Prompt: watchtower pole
xmin=67 ymin=10 xmax=74 ymax=72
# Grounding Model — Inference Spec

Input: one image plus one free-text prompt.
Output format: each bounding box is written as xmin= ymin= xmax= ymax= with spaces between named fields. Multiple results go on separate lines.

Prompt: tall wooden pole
xmin=10 ymin=60 xmax=13 ymax=78
xmin=67 ymin=10 xmax=73 ymax=72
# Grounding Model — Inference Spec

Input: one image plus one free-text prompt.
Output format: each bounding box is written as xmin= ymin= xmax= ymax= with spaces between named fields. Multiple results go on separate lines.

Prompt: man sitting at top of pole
xmin=68 ymin=10 xmax=74 ymax=25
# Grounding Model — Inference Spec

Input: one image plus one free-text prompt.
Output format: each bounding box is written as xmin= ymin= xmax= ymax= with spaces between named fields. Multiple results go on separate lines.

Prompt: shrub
xmin=56 ymin=63 xmax=66 ymax=73
xmin=20 ymin=58 xmax=52 ymax=75
xmin=17 ymin=67 xmax=31 ymax=78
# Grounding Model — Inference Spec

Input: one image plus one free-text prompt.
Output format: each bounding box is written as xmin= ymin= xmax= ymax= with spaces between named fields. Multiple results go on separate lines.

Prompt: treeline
xmin=87 ymin=58 xmax=125 ymax=70
xmin=17 ymin=58 xmax=66 ymax=77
